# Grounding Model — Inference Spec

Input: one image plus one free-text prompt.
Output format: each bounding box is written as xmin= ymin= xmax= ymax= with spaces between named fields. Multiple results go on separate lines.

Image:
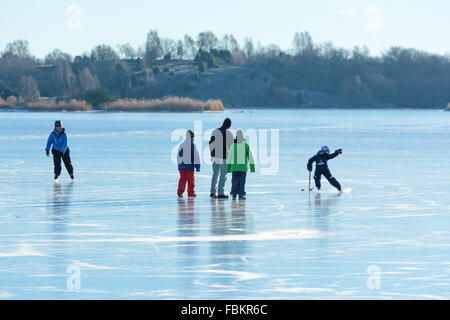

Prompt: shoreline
xmin=0 ymin=97 xmax=225 ymax=113
xmin=0 ymin=106 xmax=447 ymax=113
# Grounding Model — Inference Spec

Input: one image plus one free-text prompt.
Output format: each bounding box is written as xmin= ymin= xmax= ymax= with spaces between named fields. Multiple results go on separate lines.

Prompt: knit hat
xmin=222 ymin=118 xmax=232 ymax=129
xmin=236 ymin=130 xmax=246 ymax=143
xmin=55 ymin=120 xmax=62 ymax=128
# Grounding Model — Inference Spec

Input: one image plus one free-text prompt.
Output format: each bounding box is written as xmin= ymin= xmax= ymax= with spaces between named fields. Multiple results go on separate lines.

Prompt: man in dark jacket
xmin=209 ymin=118 xmax=234 ymax=199
xmin=307 ymin=146 xmax=342 ymax=192
xmin=45 ymin=120 xmax=74 ymax=181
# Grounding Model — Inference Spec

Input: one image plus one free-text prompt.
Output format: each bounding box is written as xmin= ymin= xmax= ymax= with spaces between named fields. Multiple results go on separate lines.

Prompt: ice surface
xmin=0 ymin=109 xmax=449 ymax=299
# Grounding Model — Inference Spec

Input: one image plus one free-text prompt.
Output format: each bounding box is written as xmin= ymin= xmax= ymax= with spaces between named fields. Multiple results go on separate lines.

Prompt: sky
xmin=1 ymin=0 xmax=449 ymax=58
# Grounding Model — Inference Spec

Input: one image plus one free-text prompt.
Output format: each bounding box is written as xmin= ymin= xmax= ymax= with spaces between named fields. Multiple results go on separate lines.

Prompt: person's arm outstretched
xmin=326 ymin=149 xmax=343 ymax=160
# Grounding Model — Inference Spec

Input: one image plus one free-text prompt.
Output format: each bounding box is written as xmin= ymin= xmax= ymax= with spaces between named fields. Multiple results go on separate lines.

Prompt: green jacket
xmin=226 ymin=142 xmax=256 ymax=173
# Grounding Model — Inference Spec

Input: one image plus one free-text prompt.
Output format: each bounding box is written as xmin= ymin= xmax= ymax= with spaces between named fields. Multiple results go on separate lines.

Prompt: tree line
xmin=0 ymin=30 xmax=449 ymax=108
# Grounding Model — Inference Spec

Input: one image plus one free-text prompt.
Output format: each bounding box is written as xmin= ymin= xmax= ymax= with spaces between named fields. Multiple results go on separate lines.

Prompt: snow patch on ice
xmin=393 ymin=204 xmax=418 ymax=210
xmin=81 ymin=170 xmax=179 ymax=177
xmin=0 ymin=291 xmax=14 ymax=299
xmin=39 ymin=229 xmax=321 ymax=244
xmin=270 ymin=286 xmax=335 ymax=294
xmin=382 ymin=214 xmax=436 ymax=218
xmin=69 ymin=223 xmax=105 ymax=228
xmin=380 ymin=291 xmax=446 ymax=300
xmin=398 ymin=267 xmax=425 ymax=271
xmin=0 ymin=244 xmax=48 ymax=258
xmin=192 ymin=269 xmax=267 ymax=281
xmin=71 ymin=261 xmax=117 ymax=270
xmin=130 ymin=289 xmax=177 ymax=298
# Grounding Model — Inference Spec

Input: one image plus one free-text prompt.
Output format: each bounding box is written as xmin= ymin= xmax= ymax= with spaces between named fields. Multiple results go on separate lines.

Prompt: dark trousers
xmin=314 ymin=167 xmax=341 ymax=191
xmin=52 ymin=149 xmax=73 ymax=176
xmin=231 ymin=171 xmax=247 ymax=197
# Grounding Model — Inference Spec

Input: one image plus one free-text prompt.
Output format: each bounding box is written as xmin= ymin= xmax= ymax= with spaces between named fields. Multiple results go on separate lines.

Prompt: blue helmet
xmin=321 ymin=146 xmax=330 ymax=154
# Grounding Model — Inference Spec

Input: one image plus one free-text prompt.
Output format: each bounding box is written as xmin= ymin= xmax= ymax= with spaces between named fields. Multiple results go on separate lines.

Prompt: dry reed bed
xmin=0 ymin=97 xmax=224 ymax=112
xmin=101 ymin=97 xmax=224 ymax=112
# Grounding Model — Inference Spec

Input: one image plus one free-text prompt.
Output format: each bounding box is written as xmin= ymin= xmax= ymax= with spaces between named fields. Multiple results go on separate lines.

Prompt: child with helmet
xmin=307 ymin=146 xmax=343 ymax=192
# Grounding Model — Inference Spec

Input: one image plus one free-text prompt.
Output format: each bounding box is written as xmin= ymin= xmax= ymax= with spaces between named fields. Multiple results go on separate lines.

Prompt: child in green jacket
xmin=226 ymin=130 xmax=255 ymax=200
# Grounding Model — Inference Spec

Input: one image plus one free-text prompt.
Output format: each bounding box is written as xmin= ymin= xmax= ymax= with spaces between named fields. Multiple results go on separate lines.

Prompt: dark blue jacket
xmin=307 ymin=150 xmax=339 ymax=171
xmin=46 ymin=128 xmax=68 ymax=153
xmin=178 ymin=138 xmax=201 ymax=171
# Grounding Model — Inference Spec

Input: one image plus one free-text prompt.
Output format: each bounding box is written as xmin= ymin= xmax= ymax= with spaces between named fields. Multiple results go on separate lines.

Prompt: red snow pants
xmin=178 ymin=170 xmax=195 ymax=196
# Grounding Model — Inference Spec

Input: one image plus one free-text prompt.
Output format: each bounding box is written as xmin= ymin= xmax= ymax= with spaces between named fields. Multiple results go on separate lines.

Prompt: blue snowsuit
xmin=307 ymin=150 xmax=341 ymax=191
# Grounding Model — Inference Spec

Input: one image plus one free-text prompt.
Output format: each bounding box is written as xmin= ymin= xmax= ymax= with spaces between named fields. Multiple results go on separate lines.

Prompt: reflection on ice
xmin=50 ymin=182 xmax=73 ymax=231
xmin=313 ymin=192 xmax=342 ymax=231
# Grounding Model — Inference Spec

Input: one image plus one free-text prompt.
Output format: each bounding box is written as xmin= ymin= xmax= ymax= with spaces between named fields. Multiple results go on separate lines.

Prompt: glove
xmin=307 ymin=168 xmax=312 ymax=172
xmin=336 ymin=149 xmax=343 ymax=154
xmin=46 ymin=150 xmax=50 ymax=157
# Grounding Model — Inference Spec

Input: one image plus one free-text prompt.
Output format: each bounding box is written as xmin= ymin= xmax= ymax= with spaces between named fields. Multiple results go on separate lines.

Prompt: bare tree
xmin=259 ymin=44 xmax=281 ymax=58
xmin=118 ymin=43 xmax=137 ymax=59
xmin=79 ymin=68 xmax=100 ymax=91
xmin=220 ymin=34 xmax=239 ymax=52
xmin=90 ymin=45 xmax=119 ymax=63
xmin=44 ymin=49 xmax=72 ymax=64
xmin=136 ymin=45 xmax=145 ymax=59
xmin=197 ymin=31 xmax=218 ymax=51
xmin=352 ymin=45 xmax=370 ymax=64
xmin=176 ymin=40 xmax=184 ymax=60
xmin=19 ymin=75 xmax=40 ymax=100
xmin=292 ymin=31 xmax=314 ymax=55
xmin=145 ymin=30 xmax=162 ymax=65
xmin=2 ymin=40 xmax=32 ymax=59
xmin=161 ymin=38 xmax=177 ymax=60
xmin=244 ymin=37 xmax=255 ymax=61
xmin=183 ymin=35 xmax=196 ymax=59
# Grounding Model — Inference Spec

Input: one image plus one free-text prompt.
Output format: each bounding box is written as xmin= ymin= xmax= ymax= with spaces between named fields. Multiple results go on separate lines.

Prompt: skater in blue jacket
xmin=45 ymin=120 xmax=74 ymax=181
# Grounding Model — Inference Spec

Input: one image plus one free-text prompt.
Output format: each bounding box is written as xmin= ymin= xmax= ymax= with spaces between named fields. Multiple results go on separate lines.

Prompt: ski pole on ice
xmin=309 ymin=171 xmax=312 ymax=192
xmin=308 ymin=170 xmax=315 ymax=192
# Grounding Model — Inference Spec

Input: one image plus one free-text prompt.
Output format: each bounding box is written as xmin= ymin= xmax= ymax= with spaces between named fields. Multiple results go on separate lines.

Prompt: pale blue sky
xmin=1 ymin=0 xmax=449 ymax=58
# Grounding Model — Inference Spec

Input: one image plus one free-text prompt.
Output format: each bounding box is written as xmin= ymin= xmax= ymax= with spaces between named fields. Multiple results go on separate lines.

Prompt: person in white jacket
xmin=177 ymin=130 xmax=201 ymax=198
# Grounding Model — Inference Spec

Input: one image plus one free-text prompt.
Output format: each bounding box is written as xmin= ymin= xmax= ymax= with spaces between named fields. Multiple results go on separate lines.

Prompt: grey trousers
xmin=210 ymin=162 xmax=228 ymax=195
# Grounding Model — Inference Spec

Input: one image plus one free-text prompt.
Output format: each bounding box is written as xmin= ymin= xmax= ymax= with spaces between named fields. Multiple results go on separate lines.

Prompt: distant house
xmin=38 ymin=96 xmax=67 ymax=103
xmin=446 ymin=102 xmax=450 ymax=110
xmin=35 ymin=64 xmax=58 ymax=72
xmin=121 ymin=59 xmax=142 ymax=72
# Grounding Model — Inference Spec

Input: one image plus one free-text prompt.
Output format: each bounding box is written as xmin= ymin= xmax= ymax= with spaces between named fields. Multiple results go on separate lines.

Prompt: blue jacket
xmin=46 ymin=128 xmax=68 ymax=153
xmin=177 ymin=138 xmax=201 ymax=171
